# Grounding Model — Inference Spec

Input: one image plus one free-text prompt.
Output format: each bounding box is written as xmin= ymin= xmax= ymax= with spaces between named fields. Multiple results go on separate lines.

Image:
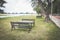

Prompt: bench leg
xmin=33 ymin=23 xmax=35 ymax=27
xmin=11 ymin=26 xmax=15 ymax=31
xmin=28 ymin=29 xmax=31 ymax=33
xmin=28 ymin=26 xmax=32 ymax=33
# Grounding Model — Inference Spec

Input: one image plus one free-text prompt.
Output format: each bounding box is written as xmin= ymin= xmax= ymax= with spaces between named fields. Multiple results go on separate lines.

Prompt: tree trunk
xmin=45 ymin=11 xmax=50 ymax=22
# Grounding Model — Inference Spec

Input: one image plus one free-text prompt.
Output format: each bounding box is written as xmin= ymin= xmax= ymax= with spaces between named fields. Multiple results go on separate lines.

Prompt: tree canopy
xmin=31 ymin=0 xmax=54 ymax=22
xmin=53 ymin=0 xmax=60 ymax=14
xmin=0 ymin=0 xmax=6 ymax=13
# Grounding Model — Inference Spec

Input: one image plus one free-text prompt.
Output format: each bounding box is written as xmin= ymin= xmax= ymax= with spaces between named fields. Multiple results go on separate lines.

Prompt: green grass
xmin=0 ymin=15 xmax=60 ymax=40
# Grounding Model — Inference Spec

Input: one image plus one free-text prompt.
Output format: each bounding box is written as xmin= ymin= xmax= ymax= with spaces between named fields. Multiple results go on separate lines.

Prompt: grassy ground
xmin=0 ymin=15 xmax=60 ymax=40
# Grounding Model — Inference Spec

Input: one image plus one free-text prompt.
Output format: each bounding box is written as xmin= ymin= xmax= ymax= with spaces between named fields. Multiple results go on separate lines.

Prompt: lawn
xmin=0 ymin=15 xmax=60 ymax=40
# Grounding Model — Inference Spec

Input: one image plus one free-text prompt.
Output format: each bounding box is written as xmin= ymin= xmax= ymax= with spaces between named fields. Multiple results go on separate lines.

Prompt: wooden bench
xmin=22 ymin=19 xmax=35 ymax=26
xmin=10 ymin=20 xmax=35 ymax=32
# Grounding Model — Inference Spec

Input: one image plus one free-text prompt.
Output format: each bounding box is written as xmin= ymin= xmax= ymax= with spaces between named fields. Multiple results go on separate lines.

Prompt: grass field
xmin=0 ymin=15 xmax=60 ymax=40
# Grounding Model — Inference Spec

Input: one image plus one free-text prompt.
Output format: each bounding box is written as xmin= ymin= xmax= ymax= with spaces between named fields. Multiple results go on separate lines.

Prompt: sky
xmin=3 ymin=0 xmax=36 ymax=13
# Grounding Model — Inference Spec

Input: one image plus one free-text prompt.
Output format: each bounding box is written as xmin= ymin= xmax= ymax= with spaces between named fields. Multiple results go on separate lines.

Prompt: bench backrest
xmin=22 ymin=19 xmax=35 ymax=24
xmin=22 ymin=19 xmax=35 ymax=22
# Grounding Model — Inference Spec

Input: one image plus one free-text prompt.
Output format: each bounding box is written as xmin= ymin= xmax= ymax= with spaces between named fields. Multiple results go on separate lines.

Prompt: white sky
xmin=3 ymin=0 xmax=36 ymax=13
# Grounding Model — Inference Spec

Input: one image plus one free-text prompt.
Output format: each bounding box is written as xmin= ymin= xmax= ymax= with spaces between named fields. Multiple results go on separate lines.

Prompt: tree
xmin=33 ymin=5 xmax=41 ymax=15
xmin=31 ymin=0 xmax=60 ymax=21
xmin=0 ymin=0 xmax=6 ymax=13
xmin=31 ymin=0 xmax=43 ymax=17
xmin=31 ymin=0 xmax=52 ymax=22
xmin=53 ymin=0 xmax=60 ymax=15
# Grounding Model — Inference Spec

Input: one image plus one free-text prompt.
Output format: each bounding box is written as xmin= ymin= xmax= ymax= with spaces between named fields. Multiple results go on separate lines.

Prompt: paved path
xmin=49 ymin=15 xmax=60 ymax=28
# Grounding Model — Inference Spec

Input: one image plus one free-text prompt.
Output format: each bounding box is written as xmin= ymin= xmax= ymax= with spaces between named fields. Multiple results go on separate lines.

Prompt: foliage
xmin=31 ymin=0 xmax=52 ymax=22
xmin=31 ymin=0 xmax=40 ymax=13
xmin=53 ymin=0 xmax=60 ymax=14
xmin=33 ymin=5 xmax=41 ymax=14
xmin=0 ymin=0 xmax=6 ymax=13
